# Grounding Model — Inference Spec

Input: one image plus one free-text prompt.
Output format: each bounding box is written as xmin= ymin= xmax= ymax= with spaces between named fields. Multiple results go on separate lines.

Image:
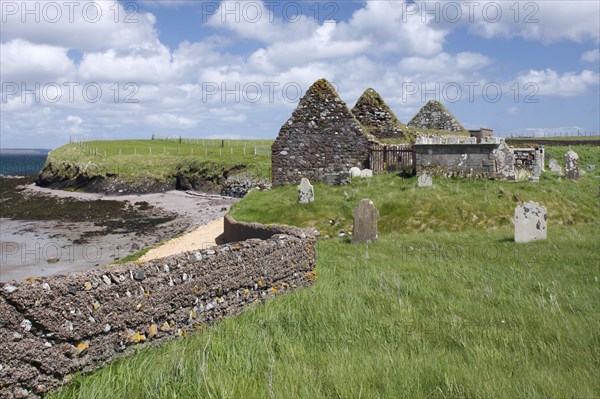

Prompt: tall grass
xmin=51 ymin=223 xmax=600 ymax=398
xmin=231 ymin=145 xmax=600 ymax=237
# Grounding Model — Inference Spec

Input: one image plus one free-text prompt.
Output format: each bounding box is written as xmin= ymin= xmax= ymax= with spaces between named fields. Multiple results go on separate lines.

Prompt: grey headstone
xmin=360 ymin=169 xmax=373 ymax=178
xmin=352 ymin=199 xmax=379 ymax=244
xmin=418 ymin=173 xmax=432 ymax=187
xmin=564 ymin=150 xmax=579 ymax=179
xmin=548 ymin=158 xmax=562 ymax=175
xmin=514 ymin=201 xmax=547 ymax=243
xmin=297 ymin=178 xmax=314 ymax=204
xmin=349 ymin=167 xmax=361 ymax=177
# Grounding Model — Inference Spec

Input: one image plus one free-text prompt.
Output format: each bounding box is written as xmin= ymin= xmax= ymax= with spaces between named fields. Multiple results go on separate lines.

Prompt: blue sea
xmin=0 ymin=149 xmax=50 ymax=176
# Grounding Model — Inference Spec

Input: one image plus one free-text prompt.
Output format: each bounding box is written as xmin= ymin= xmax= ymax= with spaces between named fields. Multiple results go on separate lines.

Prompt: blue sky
xmin=1 ymin=0 xmax=599 ymax=148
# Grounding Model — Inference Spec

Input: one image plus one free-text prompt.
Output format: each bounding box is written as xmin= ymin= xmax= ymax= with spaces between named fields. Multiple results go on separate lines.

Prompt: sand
xmin=1 ymin=185 xmax=238 ymax=281
xmin=138 ymin=217 xmax=224 ymax=262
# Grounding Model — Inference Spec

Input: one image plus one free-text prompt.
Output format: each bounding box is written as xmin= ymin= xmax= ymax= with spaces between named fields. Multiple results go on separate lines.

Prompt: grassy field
xmin=48 ymin=144 xmax=599 ymax=398
xmin=51 ymin=223 xmax=599 ymax=398
xmin=231 ymin=145 xmax=600 ymax=237
xmin=508 ymin=135 xmax=600 ymax=141
xmin=47 ymin=139 xmax=273 ymax=181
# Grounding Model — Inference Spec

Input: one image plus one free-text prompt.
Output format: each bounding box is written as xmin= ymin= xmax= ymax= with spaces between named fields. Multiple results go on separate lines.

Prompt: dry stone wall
xmin=351 ymin=88 xmax=406 ymax=140
xmin=0 ymin=221 xmax=316 ymax=397
xmin=414 ymin=143 xmax=498 ymax=178
xmin=408 ymin=100 xmax=465 ymax=132
xmin=271 ymin=79 xmax=371 ymax=187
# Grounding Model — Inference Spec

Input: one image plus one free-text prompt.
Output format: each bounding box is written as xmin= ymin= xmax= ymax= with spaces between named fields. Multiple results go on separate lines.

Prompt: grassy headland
xmin=38 ymin=139 xmax=273 ymax=193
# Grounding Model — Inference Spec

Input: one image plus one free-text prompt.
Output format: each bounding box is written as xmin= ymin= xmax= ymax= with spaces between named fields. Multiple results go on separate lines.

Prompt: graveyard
xmin=44 ymin=137 xmax=600 ymax=397
xmin=7 ymin=78 xmax=596 ymax=398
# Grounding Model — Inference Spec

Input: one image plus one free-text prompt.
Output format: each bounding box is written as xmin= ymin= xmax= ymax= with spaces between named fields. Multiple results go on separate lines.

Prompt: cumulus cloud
xmin=517 ymin=69 xmax=599 ymax=97
xmin=465 ymin=0 xmax=600 ymax=44
xmin=1 ymin=0 xmax=160 ymax=52
xmin=581 ymin=49 xmax=600 ymax=63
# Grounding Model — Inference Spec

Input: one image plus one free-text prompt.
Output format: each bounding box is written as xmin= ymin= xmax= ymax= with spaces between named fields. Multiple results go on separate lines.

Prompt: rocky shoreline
xmin=0 ymin=177 xmax=238 ymax=282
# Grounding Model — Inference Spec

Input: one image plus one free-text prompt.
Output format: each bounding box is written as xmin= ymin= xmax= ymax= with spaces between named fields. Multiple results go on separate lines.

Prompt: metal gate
xmin=369 ymin=145 xmax=416 ymax=175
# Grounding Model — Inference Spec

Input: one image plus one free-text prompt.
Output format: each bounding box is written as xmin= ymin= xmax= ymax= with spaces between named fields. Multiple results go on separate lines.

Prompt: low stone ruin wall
xmin=223 ymin=214 xmax=306 ymax=243
xmin=414 ymin=143 xmax=498 ymax=178
xmin=0 ymin=222 xmax=316 ymax=397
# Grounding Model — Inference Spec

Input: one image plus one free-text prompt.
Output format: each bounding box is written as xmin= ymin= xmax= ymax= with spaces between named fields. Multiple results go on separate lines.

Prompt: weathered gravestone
xmin=297 ymin=178 xmax=314 ymax=204
xmin=564 ymin=150 xmax=579 ymax=180
xmin=548 ymin=159 xmax=562 ymax=175
xmin=418 ymin=173 xmax=432 ymax=187
xmin=352 ymin=199 xmax=379 ymax=243
xmin=349 ymin=167 xmax=361 ymax=178
xmin=514 ymin=201 xmax=547 ymax=243
xmin=360 ymin=169 xmax=373 ymax=178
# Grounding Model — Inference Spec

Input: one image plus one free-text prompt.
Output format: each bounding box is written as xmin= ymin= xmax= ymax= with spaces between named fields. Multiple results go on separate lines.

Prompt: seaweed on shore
xmin=0 ymin=177 xmax=176 ymax=235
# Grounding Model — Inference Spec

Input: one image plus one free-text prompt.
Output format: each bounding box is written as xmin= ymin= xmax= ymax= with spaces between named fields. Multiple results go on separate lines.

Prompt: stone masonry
xmin=351 ymin=88 xmax=407 ymax=140
xmin=0 ymin=224 xmax=316 ymax=397
xmin=408 ymin=100 xmax=465 ymax=132
xmin=271 ymin=79 xmax=371 ymax=187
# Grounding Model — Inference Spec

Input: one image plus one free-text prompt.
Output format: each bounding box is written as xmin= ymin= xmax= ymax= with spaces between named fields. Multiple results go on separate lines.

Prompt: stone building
xmin=271 ymin=79 xmax=372 ymax=187
xmin=271 ymin=79 xmax=531 ymax=185
xmin=351 ymin=88 xmax=407 ymax=140
xmin=408 ymin=100 xmax=466 ymax=132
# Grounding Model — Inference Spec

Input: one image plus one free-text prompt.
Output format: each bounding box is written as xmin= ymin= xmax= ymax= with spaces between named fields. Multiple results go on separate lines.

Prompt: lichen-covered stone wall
xmin=271 ymin=79 xmax=371 ymax=187
xmin=414 ymin=144 xmax=498 ymax=178
xmin=408 ymin=100 xmax=465 ymax=132
xmin=0 ymin=226 xmax=316 ymax=397
xmin=351 ymin=88 xmax=407 ymax=140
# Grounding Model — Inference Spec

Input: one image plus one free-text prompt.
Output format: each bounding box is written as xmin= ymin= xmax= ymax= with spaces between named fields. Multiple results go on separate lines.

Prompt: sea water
xmin=0 ymin=149 xmax=50 ymax=176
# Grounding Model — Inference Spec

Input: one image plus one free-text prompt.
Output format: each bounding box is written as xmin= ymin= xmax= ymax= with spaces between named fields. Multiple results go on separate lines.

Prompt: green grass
xmin=230 ymin=145 xmax=600 ymax=237
xmin=48 ymin=144 xmax=599 ymax=397
xmin=47 ymin=139 xmax=273 ymax=181
xmin=51 ymin=223 xmax=600 ymax=398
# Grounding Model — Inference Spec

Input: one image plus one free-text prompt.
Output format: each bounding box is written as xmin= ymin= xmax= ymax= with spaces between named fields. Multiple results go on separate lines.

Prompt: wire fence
xmin=509 ymin=131 xmax=598 ymax=138
xmin=69 ymin=138 xmax=273 ymax=159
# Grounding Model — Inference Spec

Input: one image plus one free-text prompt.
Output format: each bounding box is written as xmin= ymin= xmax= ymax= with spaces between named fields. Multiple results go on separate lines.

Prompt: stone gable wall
xmin=272 ymin=80 xmax=371 ymax=187
xmin=0 ymin=222 xmax=316 ymax=397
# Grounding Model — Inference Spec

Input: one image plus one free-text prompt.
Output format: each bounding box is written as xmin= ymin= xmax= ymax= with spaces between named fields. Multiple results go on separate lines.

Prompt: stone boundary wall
xmin=223 ymin=214 xmax=308 ymax=243
xmin=414 ymin=143 xmax=499 ymax=178
xmin=1 ymin=223 xmax=316 ymax=397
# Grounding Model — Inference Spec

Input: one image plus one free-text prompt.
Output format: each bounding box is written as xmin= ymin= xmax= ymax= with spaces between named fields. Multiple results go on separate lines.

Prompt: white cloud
xmin=517 ymin=69 xmax=599 ymax=97
xmin=581 ymin=49 xmax=600 ymax=63
xmin=0 ymin=39 xmax=76 ymax=82
xmin=466 ymin=1 xmax=600 ymax=44
xmin=145 ymin=113 xmax=198 ymax=129
xmin=1 ymin=0 xmax=160 ymax=52
xmin=506 ymin=106 xmax=520 ymax=115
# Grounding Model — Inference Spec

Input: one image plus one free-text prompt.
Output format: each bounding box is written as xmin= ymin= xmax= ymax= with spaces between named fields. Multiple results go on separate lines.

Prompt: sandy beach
xmin=1 ymin=181 xmax=237 ymax=281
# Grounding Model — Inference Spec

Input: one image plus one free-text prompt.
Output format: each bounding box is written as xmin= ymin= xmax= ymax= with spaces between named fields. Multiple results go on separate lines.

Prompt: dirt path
xmin=138 ymin=217 xmax=224 ymax=262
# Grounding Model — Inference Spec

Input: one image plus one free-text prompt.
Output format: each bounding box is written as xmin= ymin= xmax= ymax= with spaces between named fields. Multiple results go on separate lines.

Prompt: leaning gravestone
xmin=548 ymin=159 xmax=562 ymax=175
xmin=349 ymin=167 xmax=361 ymax=178
xmin=297 ymin=178 xmax=314 ymax=203
xmin=418 ymin=173 xmax=432 ymax=187
xmin=564 ymin=150 xmax=579 ymax=180
xmin=514 ymin=201 xmax=547 ymax=243
xmin=352 ymin=199 xmax=379 ymax=243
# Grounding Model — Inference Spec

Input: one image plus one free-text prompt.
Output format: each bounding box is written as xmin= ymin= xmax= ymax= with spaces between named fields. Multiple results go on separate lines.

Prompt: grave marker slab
xmin=514 ymin=201 xmax=547 ymax=243
xmin=352 ymin=199 xmax=379 ymax=243
xmin=297 ymin=178 xmax=314 ymax=204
